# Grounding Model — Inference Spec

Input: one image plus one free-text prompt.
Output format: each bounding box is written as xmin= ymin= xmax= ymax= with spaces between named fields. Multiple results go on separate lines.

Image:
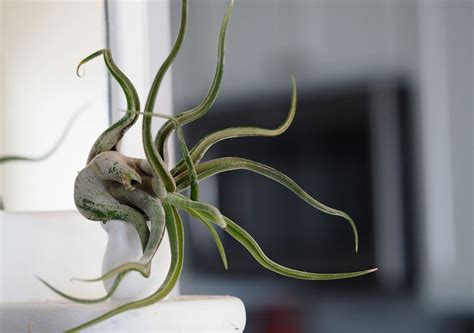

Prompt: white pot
xmin=101 ymin=219 xmax=176 ymax=301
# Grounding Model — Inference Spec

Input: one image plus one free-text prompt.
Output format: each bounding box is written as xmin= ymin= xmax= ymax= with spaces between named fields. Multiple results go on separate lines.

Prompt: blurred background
xmin=169 ymin=1 xmax=473 ymax=332
xmin=0 ymin=0 xmax=472 ymax=332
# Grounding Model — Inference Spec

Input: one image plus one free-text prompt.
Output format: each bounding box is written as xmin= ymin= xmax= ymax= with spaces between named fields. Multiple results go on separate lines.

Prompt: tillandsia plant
xmin=38 ymin=0 xmax=376 ymax=331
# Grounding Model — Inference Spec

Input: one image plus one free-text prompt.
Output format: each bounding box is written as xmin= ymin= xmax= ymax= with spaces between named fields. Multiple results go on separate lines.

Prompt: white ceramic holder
xmin=0 ymin=213 xmax=246 ymax=332
xmin=101 ymin=219 xmax=175 ymax=300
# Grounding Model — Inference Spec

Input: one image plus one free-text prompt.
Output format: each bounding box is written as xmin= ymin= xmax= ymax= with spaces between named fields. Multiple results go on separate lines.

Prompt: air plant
xmin=38 ymin=0 xmax=376 ymax=331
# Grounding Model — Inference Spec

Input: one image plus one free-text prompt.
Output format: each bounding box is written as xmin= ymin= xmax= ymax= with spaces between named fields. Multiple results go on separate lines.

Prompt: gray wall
xmin=170 ymin=0 xmax=473 ymax=314
xmin=170 ymin=0 xmax=419 ymax=108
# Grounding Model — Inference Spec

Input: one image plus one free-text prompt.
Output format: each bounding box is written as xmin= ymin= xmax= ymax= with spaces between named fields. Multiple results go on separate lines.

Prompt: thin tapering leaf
xmin=172 ymin=75 xmax=297 ymax=176
xmin=37 ymin=273 xmax=125 ymax=304
xmin=186 ymin=208 xmax=375 ymax=279
xmin=154 ymin=0 xmax=234 ymax=163
xmin=165 ymin=192 xmax=226 ymax=229
xmin=65 ymin=204 xmax=184 ymax=333
xmin=0 ymin=104 xmax=88 ymax=164
xmin=122 ymin=109 xmax=199 ymax=201
xmin=223 ymin=215 xmax=376 ymax=280
xmin=176 ymin=157 xmax=359 ymax=252
xmin=76 ymin=50 xmax=104 ymax=77
xmin=78 ymin=48 xmax=141 ymax=163
xmin=72 ymin=262 xmax=151 ymax=284
xmin=141 ymin=0 xmax=189 ymax=192
xmin=176 ymin=126 xmax=199 ymax=201
xmin=186 ymin=209 xmax=228 ymax=270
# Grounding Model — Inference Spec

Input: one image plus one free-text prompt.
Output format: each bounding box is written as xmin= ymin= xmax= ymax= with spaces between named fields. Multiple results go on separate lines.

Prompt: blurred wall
xmin=0 ymin=1 xmax=108 ymax=211
xmin=171 ymin=0 xmax=419 ymax=107
xmin=416 ymin=0 xmax=473 ymax=313
xmin=170 ymin=0 xmax=473 ymax=315
xmin=0 ymin=1 xmax=4 ymax=199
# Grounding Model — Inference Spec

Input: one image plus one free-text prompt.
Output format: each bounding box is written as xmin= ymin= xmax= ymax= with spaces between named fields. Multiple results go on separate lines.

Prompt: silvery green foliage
xmin=35 ymin=1 xmax=376 ymax=331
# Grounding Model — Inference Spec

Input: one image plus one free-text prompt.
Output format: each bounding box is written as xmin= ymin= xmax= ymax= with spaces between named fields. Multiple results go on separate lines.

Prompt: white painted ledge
xmin=0 ymin=295 xmax=246 ymax=332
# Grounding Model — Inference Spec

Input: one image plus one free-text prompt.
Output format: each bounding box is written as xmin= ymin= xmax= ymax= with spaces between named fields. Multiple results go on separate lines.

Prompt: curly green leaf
xmin=78 ymin=48 xmax=141 ymax=163
xmin=223 ymin=215 xmax=376 ymax=280
xmin=175 ymin=126 xmax=199 ymax=201
xmin=187 ymin=209 xmax=228 ymax=270
xmin=0 ymin=104 xmax=88 ymax=164
xmin=171 ymin=75 xmax=297 ymax=176
xmin=176 ymin=157 xmax=359 ymax=252
xmin=191 ymin=209 xmax=375 ymax=280
xmin=65 ymin=204 xmax=184 ymax=333
xmin=123 ymin=109 xmax=200 ymax=201
xmin=165 ymin=192 xmax=226 ymax=229
xmin=37 ymin=273 xmax=125 ymax=304
xmin=141 ymin=0 xmax=189 ymax=193
xmin=154 ymin=0 xmax=234 ymax=163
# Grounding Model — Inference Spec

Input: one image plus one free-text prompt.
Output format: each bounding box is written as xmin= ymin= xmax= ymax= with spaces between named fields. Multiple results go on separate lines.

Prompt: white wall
xmin=0 ymin=0 xmax=179 ymax=303
xmin=170 ymin=0 xmax=418 ymax=109
xmin=0 ymin=1 xmax=109 ymax=302
xmin=0 ymin=211 xmax=107 ymax=302
xmin=0 ymin=1 xmax=108 ymax=211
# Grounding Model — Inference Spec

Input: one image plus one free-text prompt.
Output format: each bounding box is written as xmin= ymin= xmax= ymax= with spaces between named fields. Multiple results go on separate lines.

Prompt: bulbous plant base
xmin=101 ymin=219 xmax=176 ymax=300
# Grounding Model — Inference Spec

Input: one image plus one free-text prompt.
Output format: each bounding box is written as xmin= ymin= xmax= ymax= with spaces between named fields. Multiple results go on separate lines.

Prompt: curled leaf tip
xmin=76 ymin=49 xmax=106 ymax=78
xmin=76 ymin=65 xmax=85 ymax=78
xmin=38 ymin=274 xmax=124 ymax=304
xmin=342 ymin=213 xmax=359 ymax=254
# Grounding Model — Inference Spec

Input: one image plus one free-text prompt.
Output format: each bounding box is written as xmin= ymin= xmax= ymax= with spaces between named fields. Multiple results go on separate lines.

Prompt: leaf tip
xmin=76 ymin=63 xmax=86 ymax=78
xmin=290 ymin=73 xmax=296 ymax=83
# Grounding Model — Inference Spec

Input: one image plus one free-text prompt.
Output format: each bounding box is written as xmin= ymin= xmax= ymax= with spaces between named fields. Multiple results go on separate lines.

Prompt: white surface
xmin=0 ymin=1 xmax=109 ymax=211
xmin=0 ymin=296 xmax=246 ymax=333
xmin=0 ymin=211 xmax=107 ymax=302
